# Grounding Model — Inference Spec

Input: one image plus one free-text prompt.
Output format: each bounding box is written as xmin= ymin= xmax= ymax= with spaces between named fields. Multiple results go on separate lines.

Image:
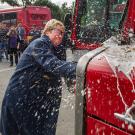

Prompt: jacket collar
xmin=41 ymin=35 xmax=55 ymax=50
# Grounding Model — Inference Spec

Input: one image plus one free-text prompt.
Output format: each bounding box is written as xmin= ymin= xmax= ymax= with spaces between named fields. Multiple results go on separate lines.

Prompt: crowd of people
xmin=0 ymin=22 xmax=26 ymax=66
xmin=0 ymin=22 xmax=41 ymax=66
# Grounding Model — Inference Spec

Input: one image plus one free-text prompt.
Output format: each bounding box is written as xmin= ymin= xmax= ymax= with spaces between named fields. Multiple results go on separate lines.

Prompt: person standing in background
xmin=16 ymin=22 xmax=26 ymax=56
xmin=7 ymin=26 xmax=18 ymax=66
xmin=28 ymin=24 xmax=41 ymax=42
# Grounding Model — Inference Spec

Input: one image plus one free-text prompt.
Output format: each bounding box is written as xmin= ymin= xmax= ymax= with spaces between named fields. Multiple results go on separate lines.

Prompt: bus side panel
xmin=17 ymin=11 xmax=25 ymax=25
xmin=27 ymin=7 xmax=51 ymax=29
xmin=86 ymin=117 xmax=130 ymax=135
xmin=85 ymin=53 xmax=135 ymax=134
xmin=16 ymin=11 xmax=29 ymax=41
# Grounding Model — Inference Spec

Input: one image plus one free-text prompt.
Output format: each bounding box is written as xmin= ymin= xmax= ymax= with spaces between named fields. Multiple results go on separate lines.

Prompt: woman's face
xmin=47 ymin=25 xmax=64 ymax=47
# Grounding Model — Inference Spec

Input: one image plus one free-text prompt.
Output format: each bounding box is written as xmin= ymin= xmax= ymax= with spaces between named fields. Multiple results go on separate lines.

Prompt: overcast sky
xmin=0 ymin=0 xmax=74 ymax=8
xmin=51 ymin=0 xmax=74 ymax=6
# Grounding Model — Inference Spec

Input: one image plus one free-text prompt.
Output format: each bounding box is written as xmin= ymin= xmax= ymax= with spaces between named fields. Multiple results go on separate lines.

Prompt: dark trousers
xmin=18 ymin=40 xmax=27 ymax=58
xmin=9 ymin=48 xmax=18 ymax=65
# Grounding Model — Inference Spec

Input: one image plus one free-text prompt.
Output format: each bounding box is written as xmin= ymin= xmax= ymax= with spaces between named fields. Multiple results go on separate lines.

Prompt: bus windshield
xmin=76 ymin=0 xmax=128 ymax=43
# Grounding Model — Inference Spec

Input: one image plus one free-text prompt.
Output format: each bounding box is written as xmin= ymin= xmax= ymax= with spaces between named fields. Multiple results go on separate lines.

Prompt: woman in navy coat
xmin=0 ymin=19 xmax=76 ymax=135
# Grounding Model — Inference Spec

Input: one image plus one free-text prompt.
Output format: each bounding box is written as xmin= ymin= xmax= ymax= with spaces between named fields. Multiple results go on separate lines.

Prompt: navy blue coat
xmin=0 ymin=35 xmax=76 ymax=135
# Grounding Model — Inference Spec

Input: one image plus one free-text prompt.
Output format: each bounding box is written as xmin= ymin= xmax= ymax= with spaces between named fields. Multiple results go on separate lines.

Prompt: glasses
xmin=53 ymin=28 xmax=64 ymax=36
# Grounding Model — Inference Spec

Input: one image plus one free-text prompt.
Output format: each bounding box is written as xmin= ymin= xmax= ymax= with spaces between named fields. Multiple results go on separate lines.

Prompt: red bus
xmin=64 ymin=0 xmax=135 ymax=134
xmin=0 ymin=6 xmax=52 ymax=31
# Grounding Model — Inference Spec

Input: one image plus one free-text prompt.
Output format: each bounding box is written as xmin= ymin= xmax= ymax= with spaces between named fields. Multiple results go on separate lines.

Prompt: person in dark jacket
xmin=16 ymin=22 xmax=26 ymax=56
xmin=28 ymin=24 xmax=41 ymax=43
xmin=0 ymin=19 xmax=76 ymax=135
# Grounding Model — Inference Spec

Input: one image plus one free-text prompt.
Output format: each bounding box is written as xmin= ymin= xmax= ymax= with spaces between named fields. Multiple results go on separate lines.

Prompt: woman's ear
xmin=46 ymin=31 xmax=51 ymax=36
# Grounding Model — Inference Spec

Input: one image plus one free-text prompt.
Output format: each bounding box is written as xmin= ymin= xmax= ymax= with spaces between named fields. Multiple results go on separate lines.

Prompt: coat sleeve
xmin=31 ymin=42 xmax=76 ymax=80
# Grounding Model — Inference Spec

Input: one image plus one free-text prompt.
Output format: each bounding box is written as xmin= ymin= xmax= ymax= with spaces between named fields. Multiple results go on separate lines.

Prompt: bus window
xmin=31 ymin=14 xmax=46 ymax=20
xmin=0 ymin=12 xmax=17 ymax=26
xmin=4 ymin=13 xmax=17 ymax=20
xmin=76 ymin=0 xmax=127 ymax=43
xmin=31 ymin=14 xmax=38 ymax=20
xmin=109 ymin=0 xmax=127 ymax=29
xmin=76 ymin=0 xmax=108 ymax=43
xmin=39 ymin=15 xmax=46 ymax=20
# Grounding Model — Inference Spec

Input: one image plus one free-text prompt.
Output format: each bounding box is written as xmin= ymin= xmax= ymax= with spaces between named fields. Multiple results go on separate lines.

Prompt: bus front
xmin=75 ymin=0 xmax=135 ymax=135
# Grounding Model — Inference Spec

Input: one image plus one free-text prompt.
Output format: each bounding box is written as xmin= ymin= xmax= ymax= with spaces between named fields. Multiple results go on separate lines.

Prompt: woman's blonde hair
xmin=42 ymin=19 xmax=65 ymax=35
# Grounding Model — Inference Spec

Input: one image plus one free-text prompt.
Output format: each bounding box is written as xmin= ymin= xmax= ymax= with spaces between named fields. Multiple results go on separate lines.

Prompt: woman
xmin=0 ymin=19 xmax=76 ymax=135
xmin=7 ymin=26 xmax=18 ymax=66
